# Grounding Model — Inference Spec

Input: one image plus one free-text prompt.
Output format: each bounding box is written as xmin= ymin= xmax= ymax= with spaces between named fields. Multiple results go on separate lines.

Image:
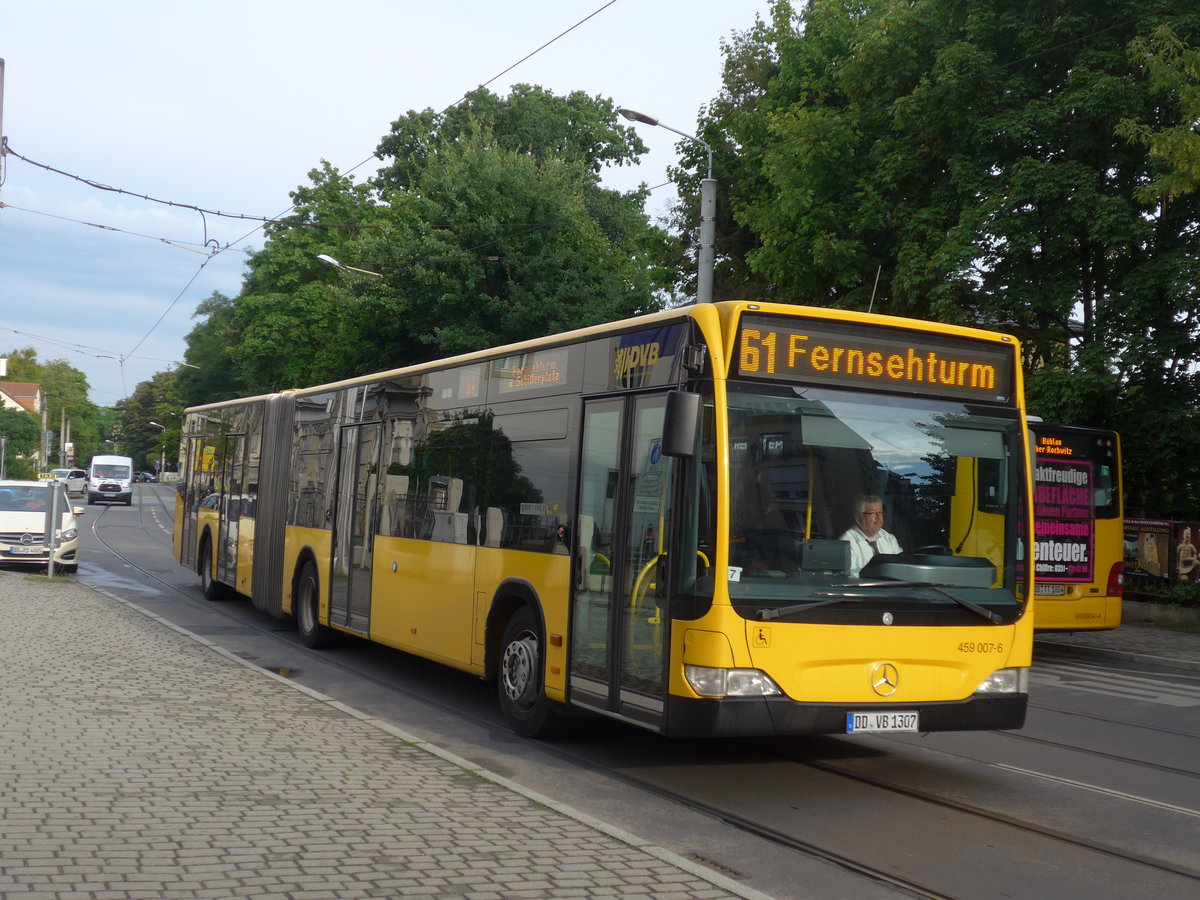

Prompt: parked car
xmin=0 ymin=480 xmax=85 ymax=573
xmin=134 ymin=471 xmax=157 ymax=483
xmin=49 ymin=468 xmax=88 ymax=494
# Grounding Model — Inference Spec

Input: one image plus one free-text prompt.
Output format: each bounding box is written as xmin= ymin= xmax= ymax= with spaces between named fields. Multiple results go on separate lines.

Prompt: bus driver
xmin=840 ymin=494 xmax=902 ymax=577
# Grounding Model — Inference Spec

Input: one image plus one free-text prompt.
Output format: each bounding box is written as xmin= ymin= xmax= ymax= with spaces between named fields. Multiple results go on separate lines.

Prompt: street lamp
xmin=316 ymin=253 xmax=383 ymax=280
xmin=148 ymin=421 xmax=167 ymax=477
xmin=618 ymin=107 xmax=716 ymax=304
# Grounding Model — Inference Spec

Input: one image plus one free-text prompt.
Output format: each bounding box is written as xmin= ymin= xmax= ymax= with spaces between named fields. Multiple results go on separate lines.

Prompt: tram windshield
xmin=721 ymin=383 xmax=1028 ymax=624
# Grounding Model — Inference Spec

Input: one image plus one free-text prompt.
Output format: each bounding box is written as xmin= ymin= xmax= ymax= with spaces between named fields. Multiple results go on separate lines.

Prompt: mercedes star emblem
xmin=871 ymin=662 xmax=899 ymax=697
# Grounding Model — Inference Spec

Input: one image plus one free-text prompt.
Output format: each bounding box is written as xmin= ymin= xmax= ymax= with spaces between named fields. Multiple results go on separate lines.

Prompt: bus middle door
xmin=329 ymin=423 xmax=380 ymax=635
xmin=216 ymin=433 xmax=245 ymax=588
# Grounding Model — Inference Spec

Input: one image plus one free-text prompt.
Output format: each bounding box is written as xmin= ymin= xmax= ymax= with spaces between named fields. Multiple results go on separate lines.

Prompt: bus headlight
xmin=975 ymin=667 xmax=1028 ymax=694
xmin=685 ymin=665 xmax=783 ymax=698
xmin=58 ymin=528 xmax=78 ymax=542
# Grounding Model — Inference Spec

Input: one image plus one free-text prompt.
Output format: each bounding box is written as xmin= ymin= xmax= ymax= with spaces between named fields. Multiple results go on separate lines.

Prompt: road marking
xmin=1031 ymin=661 xmax=1200 ymax=707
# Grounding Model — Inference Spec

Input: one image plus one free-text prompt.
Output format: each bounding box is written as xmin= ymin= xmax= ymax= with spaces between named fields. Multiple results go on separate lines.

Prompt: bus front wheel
xmin=497 ymin=606 xmax=558 ymax=738
xmin=295 ymin=560 xmax=335 ymax=649
xmin=198 ymin=540 xmax=225 ymax=601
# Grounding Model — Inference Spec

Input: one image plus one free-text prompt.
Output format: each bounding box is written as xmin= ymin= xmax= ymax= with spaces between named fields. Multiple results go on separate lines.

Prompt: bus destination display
xmin=737 ymin=315 xmax=1014 ymax=402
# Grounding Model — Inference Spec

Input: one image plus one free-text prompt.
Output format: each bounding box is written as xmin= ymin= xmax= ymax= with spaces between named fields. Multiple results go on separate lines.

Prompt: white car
xmin=50 ymin=468 xmax=88 ymax=494
xmin=0 ymin=480 xmax=85 ymax=573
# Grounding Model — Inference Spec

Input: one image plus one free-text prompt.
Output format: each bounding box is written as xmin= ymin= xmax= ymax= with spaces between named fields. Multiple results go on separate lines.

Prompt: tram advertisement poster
xmin=1033 ymin=457 xmax=1094 ymax=582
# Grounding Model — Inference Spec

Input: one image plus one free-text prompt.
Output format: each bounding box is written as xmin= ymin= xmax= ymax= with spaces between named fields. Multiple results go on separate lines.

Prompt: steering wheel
xmin=914 ymin=545 xmax=953 ymax=556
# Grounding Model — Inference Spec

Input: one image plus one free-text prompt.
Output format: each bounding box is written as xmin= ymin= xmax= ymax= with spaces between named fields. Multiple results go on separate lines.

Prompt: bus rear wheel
xmin=296 ymin=560 xmax=335 ymax=649
xmin=497 ymin=606 xmax=558 ymax=738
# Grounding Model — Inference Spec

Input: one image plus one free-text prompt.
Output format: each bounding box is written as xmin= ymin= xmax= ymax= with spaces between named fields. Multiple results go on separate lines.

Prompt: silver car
xmin=50 ymin=468 xmax=88 ymax=494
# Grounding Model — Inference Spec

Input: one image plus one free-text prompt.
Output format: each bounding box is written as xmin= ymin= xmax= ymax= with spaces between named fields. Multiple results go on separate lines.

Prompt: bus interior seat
xmin=484 ymin=507 xmax=504 ymax=548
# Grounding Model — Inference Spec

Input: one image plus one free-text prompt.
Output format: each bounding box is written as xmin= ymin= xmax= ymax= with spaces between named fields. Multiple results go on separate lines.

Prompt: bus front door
xmin=329 ymin=423 xmax=380 ymax=635
xmin=179 ymin=437 xmax=202 ymax=570
xmin=571 ymin=394 xmax=673 ymax=730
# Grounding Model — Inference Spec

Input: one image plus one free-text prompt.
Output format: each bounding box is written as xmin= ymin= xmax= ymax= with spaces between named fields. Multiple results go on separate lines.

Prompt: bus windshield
xmin=723 ymin=383 xmax=1028 ymax=624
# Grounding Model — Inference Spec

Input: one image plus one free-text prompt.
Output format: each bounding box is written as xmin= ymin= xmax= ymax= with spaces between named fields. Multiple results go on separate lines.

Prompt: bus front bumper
xmin=663 ymin=693 xmax=1028 ymax=738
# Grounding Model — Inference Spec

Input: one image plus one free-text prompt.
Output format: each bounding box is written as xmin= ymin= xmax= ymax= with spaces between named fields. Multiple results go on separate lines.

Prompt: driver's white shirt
xmin=839 ymin=525 xmax=902 ymax=577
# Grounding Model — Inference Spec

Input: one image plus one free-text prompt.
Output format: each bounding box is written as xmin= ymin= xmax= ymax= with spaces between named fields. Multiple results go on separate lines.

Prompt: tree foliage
xmin=118 ymin=371 xmax=181 ymax=472
xmin=0 ymin=408 xmax=40 ymax=478
xmin=2 ymin=347 xmax=97 ymax=469
xmin=688 ymin=0 xmax=1200 ymax=514
xmin=210 ymin=86 xmax=675 ymax=395
xmin=174 ymin=13 xmax=1200 ymax=516
xmin=174 ymin=292 xmax=249 ymax=409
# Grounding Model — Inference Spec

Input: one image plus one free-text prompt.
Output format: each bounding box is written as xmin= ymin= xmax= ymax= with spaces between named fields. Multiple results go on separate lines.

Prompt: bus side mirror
xmin=663 ymin=390 xmax=701 ymax=458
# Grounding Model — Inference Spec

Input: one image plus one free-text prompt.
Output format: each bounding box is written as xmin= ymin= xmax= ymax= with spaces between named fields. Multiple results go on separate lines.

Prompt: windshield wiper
xmin=848 ymin=581 xmax=1002 ymax=623
xmin=757 ymin=580 xmax=1003 ymax=624
xmin=758 ymin=594 xmax=860 ymax=620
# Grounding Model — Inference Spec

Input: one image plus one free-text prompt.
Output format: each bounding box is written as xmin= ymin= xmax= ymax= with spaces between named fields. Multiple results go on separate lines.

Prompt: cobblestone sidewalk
xmin=0 ymin=573 xmax=766 ymax=900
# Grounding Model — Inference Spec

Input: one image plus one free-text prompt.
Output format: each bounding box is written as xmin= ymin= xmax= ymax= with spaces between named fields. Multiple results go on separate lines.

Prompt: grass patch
xmin=1164 ymin=622 xmax=1200 ymax=635
xmin=23 ymin=573 xmax=73 ymax=584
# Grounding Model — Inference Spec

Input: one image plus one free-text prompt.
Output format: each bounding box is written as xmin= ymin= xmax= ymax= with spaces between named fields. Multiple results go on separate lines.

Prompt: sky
xmin=0 ymin=0 xmax=769 ymax=406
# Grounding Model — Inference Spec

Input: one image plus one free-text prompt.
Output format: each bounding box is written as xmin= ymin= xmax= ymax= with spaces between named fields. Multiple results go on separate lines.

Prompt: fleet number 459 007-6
xmin=957 ymin=642 xmax=1003 ymax=653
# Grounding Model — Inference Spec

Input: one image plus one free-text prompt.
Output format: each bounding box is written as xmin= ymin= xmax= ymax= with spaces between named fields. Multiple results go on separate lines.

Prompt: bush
xmin=1124 ymin=574 xmax=1200 ymax=608
xmin=1154 ymin=583 xmax=1200 ymax=608
xmin=4 ymin=458 xmax=38 ymax=480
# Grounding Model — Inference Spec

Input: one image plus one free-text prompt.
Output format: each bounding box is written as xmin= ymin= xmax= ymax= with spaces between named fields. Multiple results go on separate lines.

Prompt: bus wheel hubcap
xmin=502 ymin=632 xmax=538 ymax=707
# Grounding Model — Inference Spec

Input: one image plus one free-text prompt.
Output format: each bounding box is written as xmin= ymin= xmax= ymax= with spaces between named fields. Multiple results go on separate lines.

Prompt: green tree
xmin=1119 ymin=23 xmax=1200 ymax=200
xmin=175 ymin=292 xmax=250 ymax=408
xmin=222 ymin=86 xmax=674 ymax=394
xmin=0 ymin=408 xmax=40 ymax=478
xmin=232 ymin=163 xmax=394 ymax=392
xmin=3 ymin=347 xmax=97 ymax=468
xmin=39 ymin=359 xmax=98 ymax=468
xmin=118 ymin=372 xmax=181 ymax=472
xmin=692 ymin=0 xmax=1200 ymax=514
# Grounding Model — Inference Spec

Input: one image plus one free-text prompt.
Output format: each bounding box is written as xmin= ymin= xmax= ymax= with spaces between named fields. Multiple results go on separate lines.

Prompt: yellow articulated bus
xmin=1027 ymin=422 xmax=1123 ymax=631
xmin=173 ymin=301 xmax=1035 ymax=738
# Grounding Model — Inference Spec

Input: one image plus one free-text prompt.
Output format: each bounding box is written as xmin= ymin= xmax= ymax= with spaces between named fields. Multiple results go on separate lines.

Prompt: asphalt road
xmin=61 ymin=483 xmax=1200 ymax=900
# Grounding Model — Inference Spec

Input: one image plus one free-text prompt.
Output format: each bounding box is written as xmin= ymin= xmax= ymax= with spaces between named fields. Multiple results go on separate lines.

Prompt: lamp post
xmin=617 ymin=107 xmax=716 ymax=304
xmin=316 ymin=254 xmax=383 ymax=280
xmin=148 ymin=421 xmax=166 ymax=477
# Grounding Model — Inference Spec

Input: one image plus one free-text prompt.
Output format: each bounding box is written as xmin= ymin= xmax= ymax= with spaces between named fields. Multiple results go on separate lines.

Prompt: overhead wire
xmin=1 ymin=0 xmax=628 ymax=281
xmin=0 ymin=200 xmax=232 ymax=256
xmin=1 ymin=138 xmax=275 ymax=226
xmin=0 ymin=324 xmax=194 ymax=369
xmin=115 ymin=0 xmax=629 ymax=371
xmin=14 ymin=0 xmax=1142 ymax=390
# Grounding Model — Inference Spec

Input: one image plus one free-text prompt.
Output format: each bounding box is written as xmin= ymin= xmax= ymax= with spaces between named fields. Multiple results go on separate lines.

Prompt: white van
xmin=88 ymin=455 xmax=135 ymax=505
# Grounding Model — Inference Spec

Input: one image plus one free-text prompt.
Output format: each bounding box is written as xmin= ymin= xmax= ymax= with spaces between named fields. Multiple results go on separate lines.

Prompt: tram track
xmin=993 ymin=726 xmax=1200 ymax=780
xmin=779 ymin=750 xmax=1200 ymax=882
xmin=1028 ymin=697 xmax=1200 ymax=741
xmin=527 ymin=725 xmax=1200 ymax=897
xmin=87 ymin=490 xmax=964 ymax=899
xmin=86 ymin=489 xmax=1200 ymax=900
